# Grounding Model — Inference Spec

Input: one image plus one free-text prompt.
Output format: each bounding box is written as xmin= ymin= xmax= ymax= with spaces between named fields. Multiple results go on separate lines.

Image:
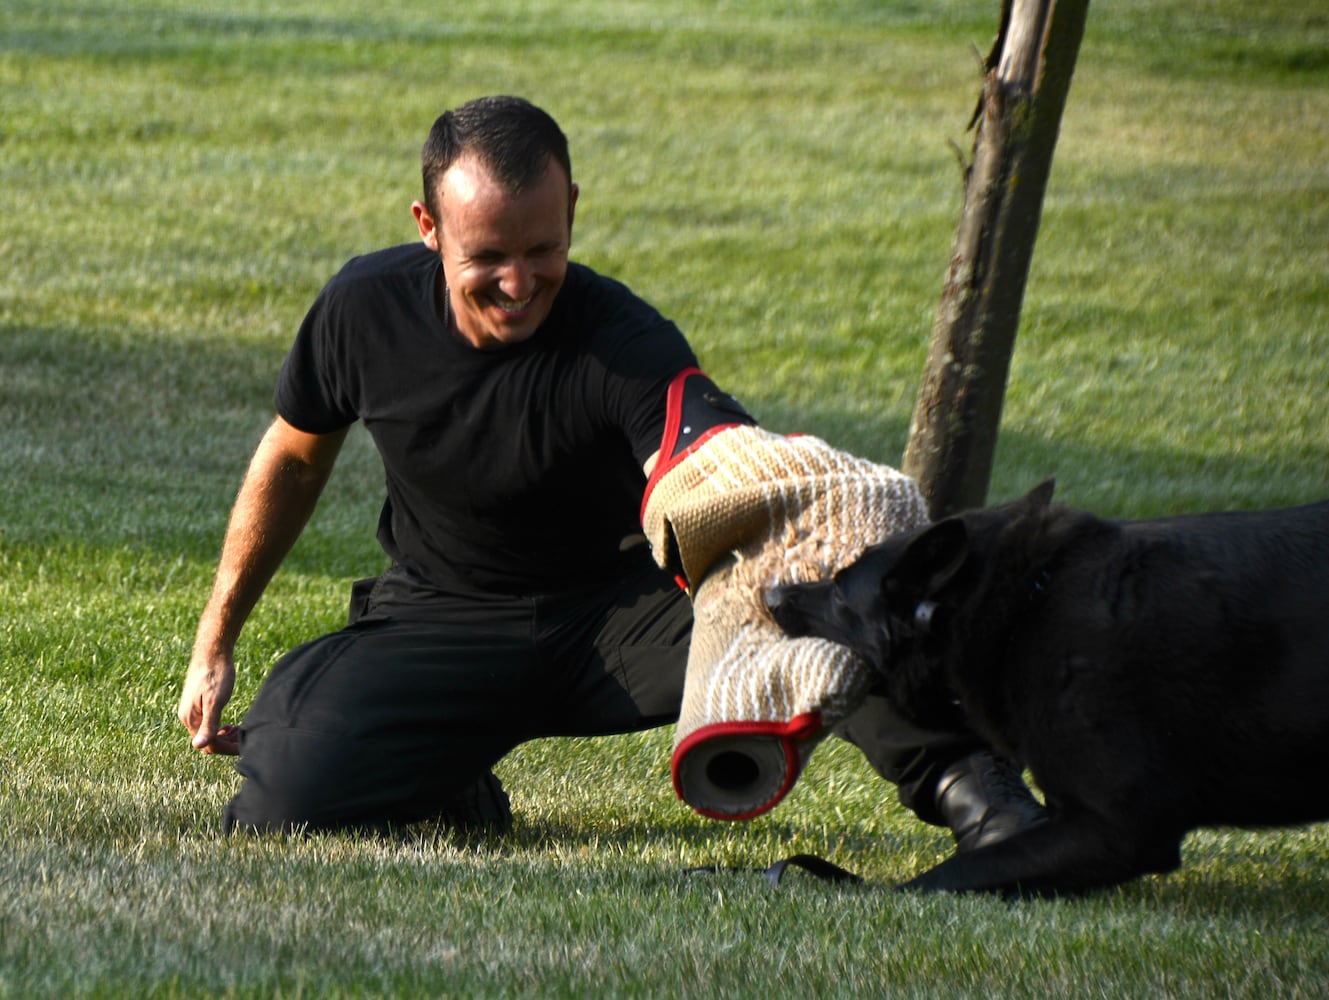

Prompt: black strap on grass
xmin=686 ymin=853 xmax=863 ymax=887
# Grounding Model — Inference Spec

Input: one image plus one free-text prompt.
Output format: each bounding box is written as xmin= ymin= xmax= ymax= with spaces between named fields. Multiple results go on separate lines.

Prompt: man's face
xmin=413 ymin=153 xmax=577 ymax=349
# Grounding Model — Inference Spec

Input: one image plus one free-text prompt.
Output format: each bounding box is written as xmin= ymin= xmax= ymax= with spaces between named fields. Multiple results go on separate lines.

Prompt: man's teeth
xmin=492 ymin=294 xmax=533 ymax=313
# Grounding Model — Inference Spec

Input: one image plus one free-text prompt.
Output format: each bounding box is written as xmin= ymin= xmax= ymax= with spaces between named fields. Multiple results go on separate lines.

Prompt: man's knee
xmin=222 ymin=767 xmax=513 ymax=837
xmin=222 ymin=726 xmax=382 ymax=833
xmin=222 ymin=720 xmax=515 ymax=835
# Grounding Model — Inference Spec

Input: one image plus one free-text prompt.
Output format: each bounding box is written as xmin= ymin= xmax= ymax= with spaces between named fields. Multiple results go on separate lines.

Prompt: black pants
xmin=225 ymin=554 xmax=981 ymax=832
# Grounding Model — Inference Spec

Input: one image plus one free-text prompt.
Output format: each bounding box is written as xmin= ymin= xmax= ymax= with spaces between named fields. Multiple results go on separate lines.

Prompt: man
xmin=177 ymin=95 xmax=1044 ymax=848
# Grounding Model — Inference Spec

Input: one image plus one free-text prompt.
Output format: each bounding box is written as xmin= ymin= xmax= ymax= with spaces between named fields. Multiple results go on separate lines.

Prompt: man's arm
xmin=177 ymin=415 xmax=349 ymax=754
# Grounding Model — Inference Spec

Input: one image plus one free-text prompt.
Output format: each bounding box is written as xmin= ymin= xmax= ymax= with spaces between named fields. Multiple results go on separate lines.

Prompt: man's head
xmin=412 ymin=96 xmax=578 ymax=349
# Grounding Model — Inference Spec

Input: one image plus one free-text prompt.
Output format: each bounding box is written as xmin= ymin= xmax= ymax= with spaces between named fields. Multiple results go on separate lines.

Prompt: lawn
xmin=2 ymin=0 xmax=1328 ymax=996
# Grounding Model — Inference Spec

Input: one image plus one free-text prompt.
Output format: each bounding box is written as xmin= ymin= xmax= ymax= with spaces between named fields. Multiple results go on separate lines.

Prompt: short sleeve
xmin=586 ymin=299 xmax=696 ymax=466
xmin=274 ymin=286 xmax=359 ymax=433
xmin=559 ymin=266 xmax=700 ymax=465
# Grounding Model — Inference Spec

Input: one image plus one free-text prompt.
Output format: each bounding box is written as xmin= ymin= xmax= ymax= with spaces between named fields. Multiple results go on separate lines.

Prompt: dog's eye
xmin=913 ymin=601 xmax=939 ymax=634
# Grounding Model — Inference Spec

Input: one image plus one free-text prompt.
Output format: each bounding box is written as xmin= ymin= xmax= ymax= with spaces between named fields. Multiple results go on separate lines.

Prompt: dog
xmin=767 ymin=480 xmax=1329 ymax=896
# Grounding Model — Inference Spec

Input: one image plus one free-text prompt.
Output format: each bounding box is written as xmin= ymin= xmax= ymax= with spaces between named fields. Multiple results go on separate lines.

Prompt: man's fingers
xmin=214 ymin=724 xmax=241 ymax=755
xmin=194 ymin=724 xmax=240 ymax=756
xmin=190 ymin=705 xmax=222 ymax=750
xmin=177 ymin=693 xmax=197 ymax=730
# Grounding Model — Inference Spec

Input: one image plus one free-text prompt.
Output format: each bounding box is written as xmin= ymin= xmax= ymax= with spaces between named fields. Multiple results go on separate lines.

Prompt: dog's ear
xmin=1025 ymin=478 xmax=1056 ymax=507
xmin=888 ymin=518 xmax=969 ymax=597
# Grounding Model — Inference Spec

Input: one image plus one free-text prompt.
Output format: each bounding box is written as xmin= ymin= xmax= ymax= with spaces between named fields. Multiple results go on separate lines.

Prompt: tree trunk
xmin=902 ymin=0 xmax=1091 ymax=518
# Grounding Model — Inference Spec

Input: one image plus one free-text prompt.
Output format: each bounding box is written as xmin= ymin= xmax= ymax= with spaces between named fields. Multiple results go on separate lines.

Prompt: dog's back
xmin=992 ymin=498 xmax=1329 ymax=833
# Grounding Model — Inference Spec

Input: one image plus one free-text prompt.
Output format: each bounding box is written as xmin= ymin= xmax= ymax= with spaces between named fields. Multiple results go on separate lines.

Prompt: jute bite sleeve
xmin=641 ymin=374 xmax=928 ymax=819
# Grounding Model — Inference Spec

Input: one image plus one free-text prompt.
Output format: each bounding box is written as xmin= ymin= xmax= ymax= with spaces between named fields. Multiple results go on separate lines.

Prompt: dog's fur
xmin=767 ymin=481 xmax=1329 ymax=896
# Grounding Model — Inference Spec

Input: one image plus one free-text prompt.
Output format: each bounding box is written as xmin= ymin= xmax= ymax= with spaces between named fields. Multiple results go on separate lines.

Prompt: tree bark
xmin=902 ymin=0 xmax=1091 ymax=518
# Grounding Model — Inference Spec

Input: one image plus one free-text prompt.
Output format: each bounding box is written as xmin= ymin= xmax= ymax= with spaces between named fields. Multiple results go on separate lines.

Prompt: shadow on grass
xmin=747 ymin=389 xmax=1328 ymax=520
xmin=1124 ymin=864 xmax=1329 ymax=925
xmin=384 ymin=811 xmax=1329 ymax=920
xmin=1 ymin=320 xmax=386 ymax=563
xmin=8 ymin=319 xmax=1325 ymax=563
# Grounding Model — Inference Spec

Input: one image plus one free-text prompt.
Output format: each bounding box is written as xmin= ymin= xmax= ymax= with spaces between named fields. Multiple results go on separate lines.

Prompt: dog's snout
xmin=766 ymin=582 xmax=814 ymax=635
xmin=765 ymin=584 xmax=796 ymax=626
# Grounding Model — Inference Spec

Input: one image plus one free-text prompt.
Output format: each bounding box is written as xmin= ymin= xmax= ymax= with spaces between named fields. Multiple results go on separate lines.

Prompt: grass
xmin=2 ymin=0 xmax=1328 ymax=995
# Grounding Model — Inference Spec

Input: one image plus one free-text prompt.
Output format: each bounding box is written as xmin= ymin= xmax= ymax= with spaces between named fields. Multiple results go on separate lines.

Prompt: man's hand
xmin=178 ymin=646 xmax=240 ymax=755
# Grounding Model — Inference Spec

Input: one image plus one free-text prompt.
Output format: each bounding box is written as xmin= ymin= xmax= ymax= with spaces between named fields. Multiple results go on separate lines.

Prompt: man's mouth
xmin=489 ymin=292 xmax=534 ymax=314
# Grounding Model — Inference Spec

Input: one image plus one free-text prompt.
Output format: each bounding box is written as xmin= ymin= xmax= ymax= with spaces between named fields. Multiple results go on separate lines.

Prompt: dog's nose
xmin=765 ymin=585 xmax=799 ymax=631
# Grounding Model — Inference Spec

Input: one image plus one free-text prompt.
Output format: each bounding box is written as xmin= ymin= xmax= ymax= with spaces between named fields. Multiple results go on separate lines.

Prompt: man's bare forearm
xmin=194 ymin=419 xmax=346 ymax=652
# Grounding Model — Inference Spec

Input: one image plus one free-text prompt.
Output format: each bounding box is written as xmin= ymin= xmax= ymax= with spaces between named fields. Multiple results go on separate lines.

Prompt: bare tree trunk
xmin=902 ymin=0 xmax=1091 ymax=518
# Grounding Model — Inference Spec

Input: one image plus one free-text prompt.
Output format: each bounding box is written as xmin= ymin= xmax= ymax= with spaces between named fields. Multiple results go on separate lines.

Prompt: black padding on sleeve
xmin=667 ymin=373 xmax=758 ymax=462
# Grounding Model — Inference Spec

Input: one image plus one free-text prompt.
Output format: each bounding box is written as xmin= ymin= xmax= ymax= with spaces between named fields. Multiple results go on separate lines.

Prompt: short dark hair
xmin=421 ymin=96 xmax=572 ymax=218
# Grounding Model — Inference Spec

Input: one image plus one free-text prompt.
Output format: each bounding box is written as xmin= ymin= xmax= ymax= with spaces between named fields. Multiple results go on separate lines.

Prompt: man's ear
xmin=412 ymin=200 xmax=440 ymax=252
xmin=889 ymin=519 xmax=969 ymax=597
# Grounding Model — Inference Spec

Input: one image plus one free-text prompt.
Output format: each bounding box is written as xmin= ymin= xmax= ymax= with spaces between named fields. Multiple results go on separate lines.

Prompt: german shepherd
xmin=767 ymin=481 xmax=1329 ymax=896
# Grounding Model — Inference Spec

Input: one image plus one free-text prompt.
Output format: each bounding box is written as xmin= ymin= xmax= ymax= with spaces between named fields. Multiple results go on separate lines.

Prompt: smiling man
xmin=177 ymin=96 xmax=1045 ymax=846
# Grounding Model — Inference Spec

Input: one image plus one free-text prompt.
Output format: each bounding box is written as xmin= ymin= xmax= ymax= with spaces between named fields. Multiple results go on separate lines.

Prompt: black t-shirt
xmin=275 ymin=242 xmax=698 ymax=594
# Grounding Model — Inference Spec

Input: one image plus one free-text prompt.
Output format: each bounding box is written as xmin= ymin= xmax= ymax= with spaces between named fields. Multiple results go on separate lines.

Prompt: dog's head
xmin=765 ymin=517 xmax=971 ymax=669
xmin=768 ymin=480 xmax=1057 ymax=730
xmin=767 ymin=479 xmax=1058 ymax=670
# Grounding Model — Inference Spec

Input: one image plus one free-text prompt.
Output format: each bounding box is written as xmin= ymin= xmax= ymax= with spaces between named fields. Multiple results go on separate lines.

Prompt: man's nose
xmin=497 ymin=259 xmax=534 ymax=301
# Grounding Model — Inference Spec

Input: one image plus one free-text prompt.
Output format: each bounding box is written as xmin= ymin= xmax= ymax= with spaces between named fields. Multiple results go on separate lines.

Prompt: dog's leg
xmin=896 ymin=814 xmax=1178 ymax=897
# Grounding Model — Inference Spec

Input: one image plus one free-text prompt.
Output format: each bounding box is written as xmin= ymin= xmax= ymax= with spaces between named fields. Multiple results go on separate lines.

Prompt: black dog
xmin=767 ymin=481 xmax=1329 ymax=896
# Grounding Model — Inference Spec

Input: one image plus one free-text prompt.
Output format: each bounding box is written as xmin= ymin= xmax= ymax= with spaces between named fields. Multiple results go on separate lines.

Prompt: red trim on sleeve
xmin=639 ymin=367 xmax=745 ymax=526
xmin=670 ymin=711 xmax=824 ymax=821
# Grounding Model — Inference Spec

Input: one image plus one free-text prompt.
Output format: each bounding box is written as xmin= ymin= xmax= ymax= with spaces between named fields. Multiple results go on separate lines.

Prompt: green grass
xmin=3 ymin=0 xmax=1328 ymax=995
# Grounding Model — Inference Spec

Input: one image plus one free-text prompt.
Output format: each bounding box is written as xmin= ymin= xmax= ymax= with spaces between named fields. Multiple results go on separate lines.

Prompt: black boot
xmin=935 ymin=751 xmax=1047 ymax=853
